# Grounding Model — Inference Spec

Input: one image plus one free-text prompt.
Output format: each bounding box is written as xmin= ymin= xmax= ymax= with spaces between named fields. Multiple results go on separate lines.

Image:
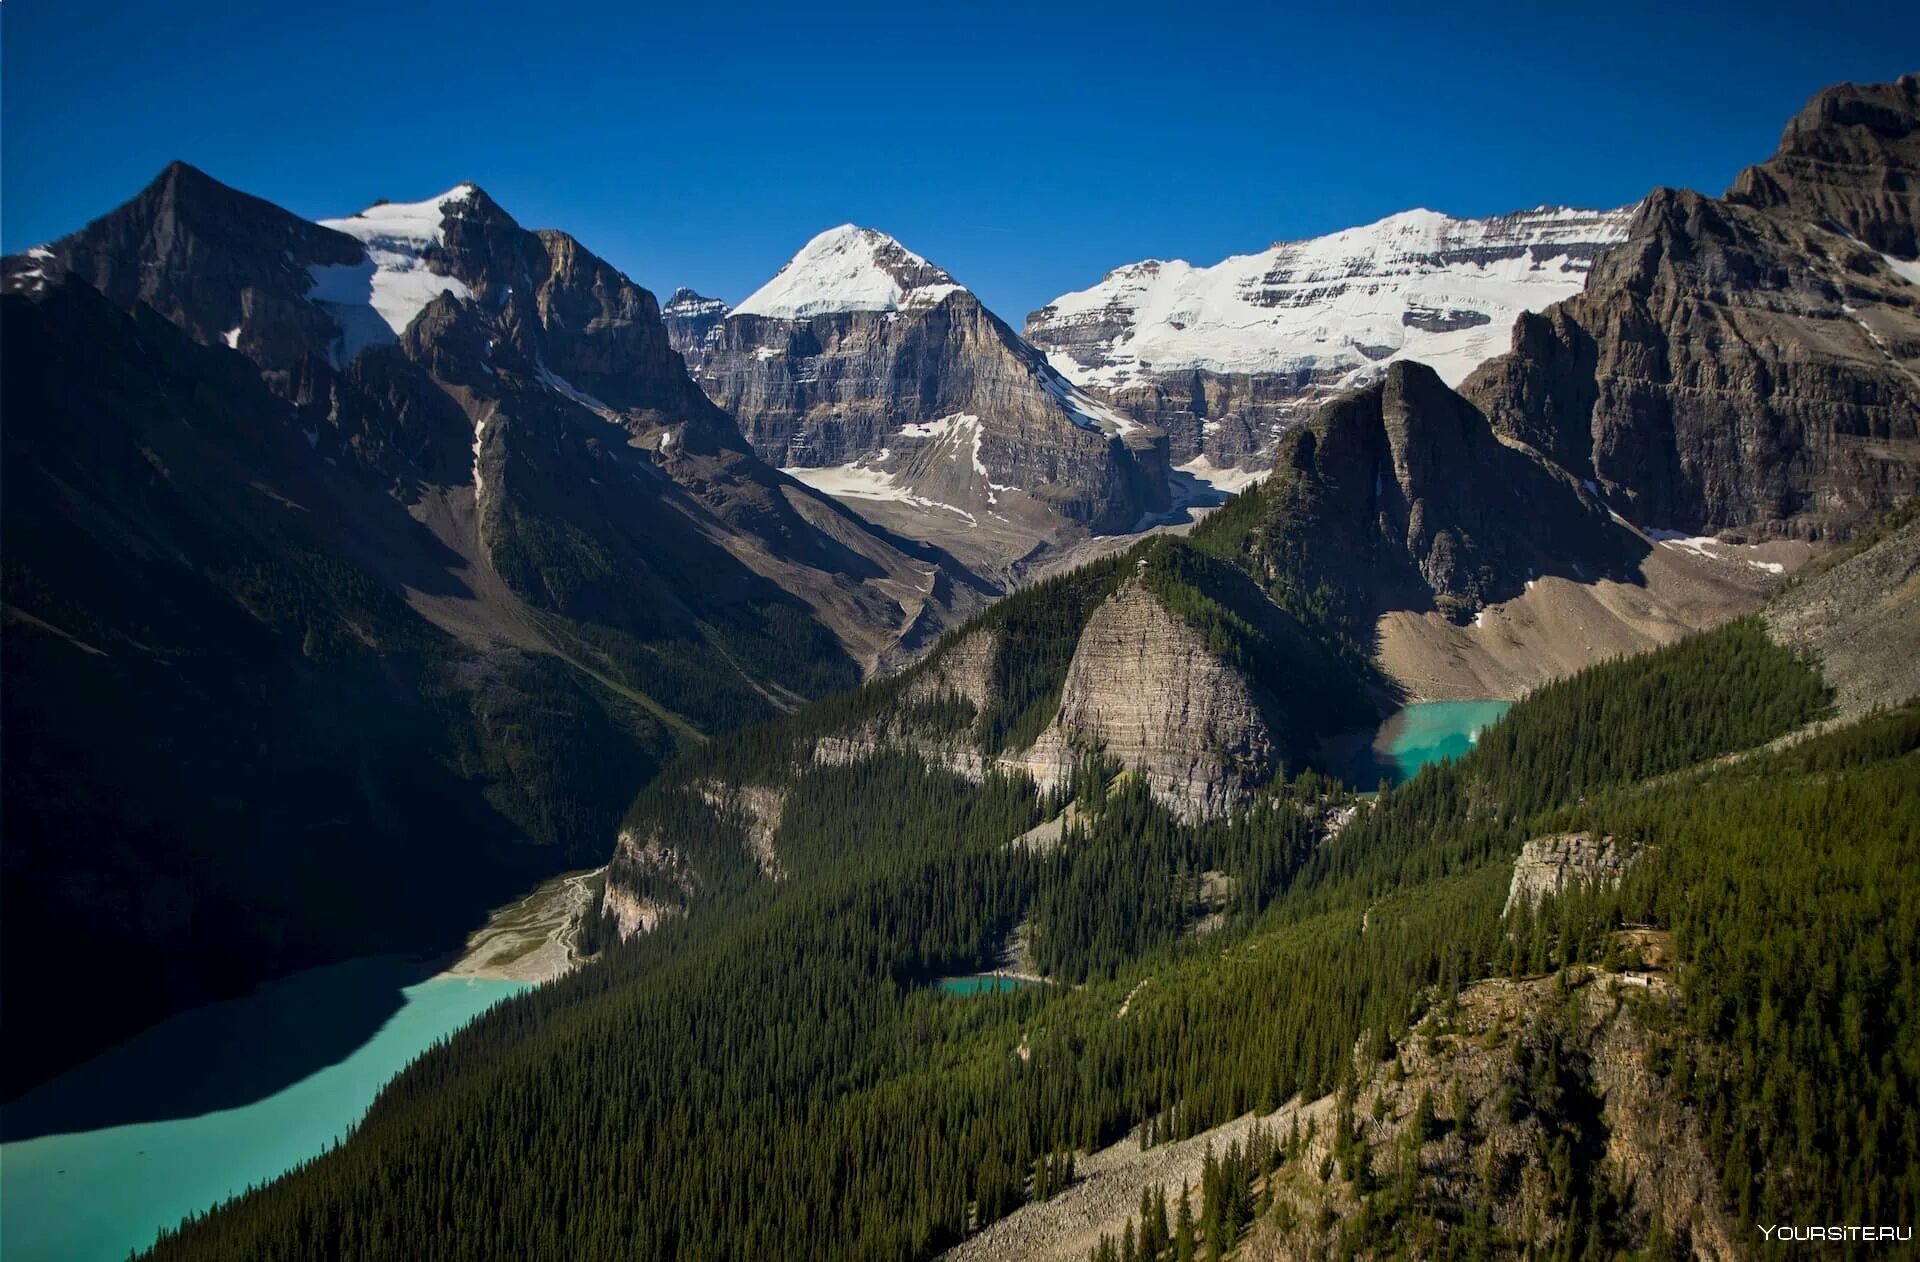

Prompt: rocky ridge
xmin=1464 ymin=75 xmax=1920 ymax=540
xmin=1024 ymin=576 xmax=1283 ymax=820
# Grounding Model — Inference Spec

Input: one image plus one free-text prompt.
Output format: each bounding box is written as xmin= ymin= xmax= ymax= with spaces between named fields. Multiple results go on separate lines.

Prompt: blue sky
xmin=4 ymin=0 xmax=1916 ymax=321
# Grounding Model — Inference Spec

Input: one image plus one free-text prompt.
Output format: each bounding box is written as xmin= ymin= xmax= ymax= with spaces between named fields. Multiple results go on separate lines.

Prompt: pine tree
xmin=1174 ymin=1184 xmax=1195 ymax=1262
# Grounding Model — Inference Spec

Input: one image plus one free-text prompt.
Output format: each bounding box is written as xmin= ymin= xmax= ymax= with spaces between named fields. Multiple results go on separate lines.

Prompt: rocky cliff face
xmin=692 ymin=226 xmax=1171 ymax=572
xmin=1248 ymin=360 xmax=1634 ymax=625
xmin=1025 ymin=577 xmax=1283 ymax=820
xmin=1024 ymin=206 xmax=1635 ymax=474
xmin=1465 ymin=77 xmax=1920 ymax=541
xmin=1504 ymin=832 xmax=1636 ymax=914
xmin=1726 ymin=75 xmax=1920 ymax=257
xmin=661 ymin=287 xmax=729 ymax=373
xmin=905 ymin=625 xmax=1001 ymax=713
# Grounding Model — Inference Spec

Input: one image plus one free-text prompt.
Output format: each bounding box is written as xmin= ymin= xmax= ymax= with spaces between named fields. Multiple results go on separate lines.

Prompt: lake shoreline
xmin=436 ymin=866 xmax=604 ymax=985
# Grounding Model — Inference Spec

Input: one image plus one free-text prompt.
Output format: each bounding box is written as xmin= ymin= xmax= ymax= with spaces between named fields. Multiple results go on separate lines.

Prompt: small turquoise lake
xmin=0 ymin=959 xmax=524 ymax=1262
xmin=1334 ymin=699 xmax=1513 ymax=788
xmin=939 ymin=974 xmax=1043 ymax=995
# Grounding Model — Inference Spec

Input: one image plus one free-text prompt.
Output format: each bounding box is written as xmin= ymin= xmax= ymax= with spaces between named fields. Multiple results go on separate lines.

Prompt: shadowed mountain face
xmin=0 ymin=166 xmax=983 ymax=1097
xmin=1465 ymin=75 xmax=1920 ymax=540
xmin=1246 ymin=361 xmax=1641 ymax=626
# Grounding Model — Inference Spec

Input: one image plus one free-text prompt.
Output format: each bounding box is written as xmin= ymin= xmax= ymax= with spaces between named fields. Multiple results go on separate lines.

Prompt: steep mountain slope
xmin=688 ymin=226 xmax=1173 ymax=580
xmin=1465 ymin=75 xmax=1920 ymax=540
xmin=0 ymin=166 xmax=979 ymax=1093
xmin=1209 ymin=360 xmax=1638 ymax=626
xmin=1188 ymin=358 xmax=1808 ymax=702
xmin=1025 ymin=206 xmax=1635 ymax=474
xmin=1764 ymin=499 xmax=1920 ymax=719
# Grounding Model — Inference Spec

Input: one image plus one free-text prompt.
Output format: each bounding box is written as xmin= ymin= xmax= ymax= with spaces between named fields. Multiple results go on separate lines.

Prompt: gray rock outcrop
xmin=1026 ymin=577 xmax=1282 ymax=820
xmin=906 ymin=625 xmax=1000 ymax=713
xmin=1505 ymin=833 xmax=1635 ymax=914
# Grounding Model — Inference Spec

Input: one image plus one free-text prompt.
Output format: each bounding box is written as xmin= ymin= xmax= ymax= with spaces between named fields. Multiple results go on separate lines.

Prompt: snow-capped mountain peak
xmin=312 ymin=186 xmax=480 ymax=356
xmin=732 ymin=224 xmax=964 ymax=319
xmin=1027 ymin=203 xmax=1637 ymax=392
xmin=663 ymin=287 xmax=730 ymax=319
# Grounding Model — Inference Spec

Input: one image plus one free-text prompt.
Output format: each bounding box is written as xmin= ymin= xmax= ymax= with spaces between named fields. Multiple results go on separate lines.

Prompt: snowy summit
xmin=1027 ymin=204 xmax=1637 ymax=392
xmin=312 ymin=186 xmax=479 ymax=356
xmin=733 ymin=225 xmax=964 ymax=319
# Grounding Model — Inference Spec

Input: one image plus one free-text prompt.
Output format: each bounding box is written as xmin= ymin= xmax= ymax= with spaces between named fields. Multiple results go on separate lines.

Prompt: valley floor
xmin=1377 ymin=529 xmax=1808 ymax=701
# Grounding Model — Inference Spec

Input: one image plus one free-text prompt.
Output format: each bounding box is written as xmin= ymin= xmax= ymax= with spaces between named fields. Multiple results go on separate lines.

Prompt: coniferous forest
xmin=139 ymin=606 xmax=1920 ymax=1259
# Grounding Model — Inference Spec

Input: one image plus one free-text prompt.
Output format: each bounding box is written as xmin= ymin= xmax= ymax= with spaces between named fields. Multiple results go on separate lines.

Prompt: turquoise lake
xmin=939 ymin=974 xmax=1043 ymax=995
xmin=1337 ymin=699 xmax=1513 ymax=787
xmin=0 ymin=959 xmax=524 ymax=1262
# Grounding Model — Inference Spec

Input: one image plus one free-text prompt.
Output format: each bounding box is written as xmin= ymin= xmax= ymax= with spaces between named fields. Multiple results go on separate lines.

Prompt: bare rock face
xmin=1504 ymin=832 xmax=1635 ymax=914
xmin=605 ymin=826 xmax=698 ymax=938
xmin=1465 ymin=77 xmax=1920 ymax=541
xmin=1026 ymin=577 xmax=1281 ymax=820
xmin=693 ymin=227 xmax=1170 ymax=564
xmin=905 ymin=625 xmax=1000 ymax=712
xmin=1253 ymin=361 xmax=1635 ymax=625
xmin=1726 ymin=74 xmax=1920 ymax=258
xmin=601 ymin=883 xmax=681 ymax=938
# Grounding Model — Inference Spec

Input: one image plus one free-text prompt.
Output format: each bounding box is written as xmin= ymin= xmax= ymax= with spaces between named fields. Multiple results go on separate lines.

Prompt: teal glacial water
xmin=939 ymin=974 xmax=1043 ymax=995
xmin=1338 ymin=699 xmax=1513 ymax=788
xmin=0 ymin=959 xmax=524 ymax=1262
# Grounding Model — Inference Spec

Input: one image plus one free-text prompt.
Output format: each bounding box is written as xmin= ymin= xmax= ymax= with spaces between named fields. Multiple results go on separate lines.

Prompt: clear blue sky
xmin=4 ymin=0 xmax=1916 ymax=321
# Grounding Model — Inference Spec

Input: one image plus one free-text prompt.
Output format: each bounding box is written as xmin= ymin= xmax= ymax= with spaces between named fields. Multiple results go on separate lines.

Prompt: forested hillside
xmin=141 ymin=590 xmax=1920 ymax=1260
